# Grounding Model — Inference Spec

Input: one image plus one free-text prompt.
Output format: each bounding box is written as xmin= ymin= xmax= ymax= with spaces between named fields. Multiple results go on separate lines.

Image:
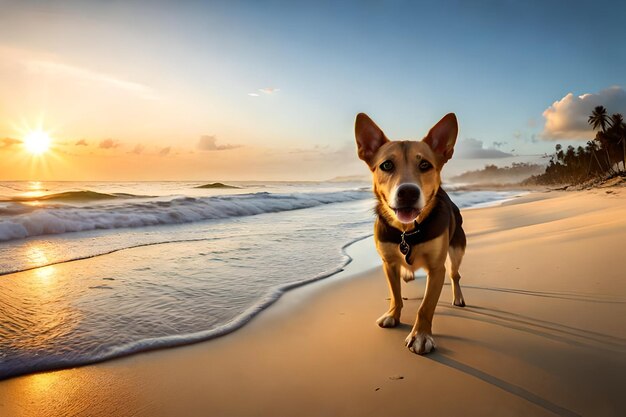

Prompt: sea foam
xmin=0 ymin=190 xmax=370 ymax=242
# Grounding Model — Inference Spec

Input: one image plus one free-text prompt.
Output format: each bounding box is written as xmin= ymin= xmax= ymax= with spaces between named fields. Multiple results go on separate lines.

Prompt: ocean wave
xmin=0 ymin=190 xmax=370 ymax=242
xmin=0 ymin=190 xmax=151 ymax=203
xmin=194 ymin=182 xmax=240 ymax=189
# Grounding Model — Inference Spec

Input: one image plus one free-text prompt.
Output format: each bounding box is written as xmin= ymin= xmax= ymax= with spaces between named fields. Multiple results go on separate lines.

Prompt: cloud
xmin=455 ymin=138 xmax=513 ymax=159
xmin=258 ymin=87 xmax=279 ymax=94
xmin=23 ymin=58 xmax=157 ymax=100
xmin=281 ymin=142 xmax=362 ymax=165
xmin=492 ymin=141 xmax=507 ymax=149
xmin=542 ymin=86 xmax=626 ymax=140
xmin=0 ymin=45 xmax=151 ymax=96
xmin=130 ymin=144 xmax=144 ymax=155
xmin=158 ymin=146 xmax=171 ymax=157
xmin=99 ymin=138 xmax=120 ymax=149
xmin=248 ymin=88 xmax=279 ymax=97
xmin=197 ymin=135 xmax=241 ymax=151
xmin=0 ymin=138 xmax=20 ymax=149
xmin=75 ymin=139 xmax=88 ymax=146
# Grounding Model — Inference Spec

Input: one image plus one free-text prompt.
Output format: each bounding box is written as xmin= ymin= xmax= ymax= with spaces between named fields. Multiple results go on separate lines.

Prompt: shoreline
xmin=1 ymin=189 xmax=625 ymax=416
xmin=0 ymin=231 xmax=376 ymax=381
xmin=0 ymin=189 xmax=519 ymax=380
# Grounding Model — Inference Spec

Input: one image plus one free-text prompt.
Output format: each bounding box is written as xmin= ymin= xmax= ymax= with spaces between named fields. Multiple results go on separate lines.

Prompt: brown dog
xmin=355 ymin=112 xmax=466 ymax=354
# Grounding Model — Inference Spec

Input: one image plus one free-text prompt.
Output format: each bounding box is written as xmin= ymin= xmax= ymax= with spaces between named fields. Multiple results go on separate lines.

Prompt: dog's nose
xmin=395 ymin=184 xmax=421 ymax=206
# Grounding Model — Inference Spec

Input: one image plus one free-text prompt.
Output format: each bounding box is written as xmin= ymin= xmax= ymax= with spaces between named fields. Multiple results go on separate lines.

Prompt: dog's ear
xmin=355 ymin=113 xmax=389 ymax=168
xmin=422 ymin=113 xmax=458 ymax=163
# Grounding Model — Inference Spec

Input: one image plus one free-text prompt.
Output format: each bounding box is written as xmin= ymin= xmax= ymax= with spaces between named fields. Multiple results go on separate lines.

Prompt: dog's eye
xmin=419 ymin=160 xmax=432 ymax=171
xmin=379 ymin=160 xmax=394 ymax=172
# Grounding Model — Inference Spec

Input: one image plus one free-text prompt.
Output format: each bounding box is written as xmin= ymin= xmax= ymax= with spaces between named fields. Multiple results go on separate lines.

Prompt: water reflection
xmin=26 ymin=245 xmax=50 ymax=269
xmin=25 ymin=371 xmax=61 ymax=396
xmin=0 ymin=261 xmax=82 ymax=379
xmin=35 ymin=265 xmax=56 ymax=284
xmin=21 ymin=181 xmax=46 ymax=199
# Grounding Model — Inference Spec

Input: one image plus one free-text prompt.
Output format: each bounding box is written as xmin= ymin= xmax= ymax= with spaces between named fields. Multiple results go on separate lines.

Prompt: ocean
xmin=0 ymin=181 xmax=521 ymax=379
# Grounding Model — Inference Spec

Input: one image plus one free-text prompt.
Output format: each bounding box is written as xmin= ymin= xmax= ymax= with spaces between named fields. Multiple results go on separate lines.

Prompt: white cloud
xmin=0 ymin=44 xmax=157 ymax=100
xmin=542 ymin=86 xmax=626 ymax=140
xmin=454 ymin=138 xmax=513 ymax=159
xmin=25 ymin=59 xmax=157 ymax=100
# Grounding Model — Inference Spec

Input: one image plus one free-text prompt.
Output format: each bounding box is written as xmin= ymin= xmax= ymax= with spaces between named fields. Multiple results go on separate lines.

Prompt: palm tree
xmin=585 ymin=140 xmax=603 ymax=176
xmin=555 ymin=143 xmax=563 ymax=163
xmin=588 ymin=106 xmax=610 ymax=133
xmin=609 ymin=113 xmax=625 ymax=172
xmin=609 ymin=112 xmax=623 ymax=127
xmin=589 ymin=106 xmax=615 ymax=174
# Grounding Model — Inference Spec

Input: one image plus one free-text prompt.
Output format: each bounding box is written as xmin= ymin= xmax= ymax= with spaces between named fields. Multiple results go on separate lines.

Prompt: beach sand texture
xmin=1 ymin=189 xmax=625 ymax=417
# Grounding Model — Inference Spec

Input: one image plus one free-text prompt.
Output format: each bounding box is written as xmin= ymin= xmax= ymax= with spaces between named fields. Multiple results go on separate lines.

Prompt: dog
xmin=354 ymin=112 xmax=466 ymax=355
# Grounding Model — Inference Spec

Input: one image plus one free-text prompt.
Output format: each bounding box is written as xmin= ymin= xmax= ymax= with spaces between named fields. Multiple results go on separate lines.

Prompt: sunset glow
xmin=0 ymin=1 xmax=625 ymax=182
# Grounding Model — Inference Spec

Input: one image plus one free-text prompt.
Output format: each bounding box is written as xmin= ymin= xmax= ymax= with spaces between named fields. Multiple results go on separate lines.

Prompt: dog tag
xmin=399 ymin=228 xmax=415 ymax=265
xmin=399 ymin=240 xmax=410 ymax=255
xmin=399 ymin=236 xmax=412 ymax=265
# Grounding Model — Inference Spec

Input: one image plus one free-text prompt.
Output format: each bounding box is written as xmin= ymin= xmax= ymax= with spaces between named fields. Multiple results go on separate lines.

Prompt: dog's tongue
xmin=394 ymin=208 xmax=420 ymax=223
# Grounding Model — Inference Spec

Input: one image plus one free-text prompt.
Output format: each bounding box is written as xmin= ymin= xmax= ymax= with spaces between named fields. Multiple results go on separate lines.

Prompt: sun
xmin=23 ymin=130 xmax=52 ymax=155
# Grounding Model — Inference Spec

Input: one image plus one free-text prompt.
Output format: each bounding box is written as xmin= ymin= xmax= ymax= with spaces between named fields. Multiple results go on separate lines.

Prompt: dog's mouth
xmin=392 ymin=207 xmax=421 ymax=224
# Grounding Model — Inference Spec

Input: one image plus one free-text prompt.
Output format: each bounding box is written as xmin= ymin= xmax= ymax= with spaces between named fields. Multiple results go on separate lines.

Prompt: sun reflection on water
xmin=25 ymin=372 xmax=61 ymax=396
xmin=26 ymin=245 xmax=50 ymax=267
xmin=25 ymin=245 xmax=57 ymax=283
xmin=29 ymin=181 xmax=43 ymax=191
xmin=0 ymin=372 xmax=65 ymax=416
xmin=18 ymin=181 xmax=47 ymax=202
xmin=0 ymin=257 xmax=82 ymax=370
xmin=35 ymin=265 xmax=57 ymax=284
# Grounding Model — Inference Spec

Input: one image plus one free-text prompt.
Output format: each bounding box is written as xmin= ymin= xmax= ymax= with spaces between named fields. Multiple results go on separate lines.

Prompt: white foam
xmin=0 ymin=190 xmax=370 ymax=242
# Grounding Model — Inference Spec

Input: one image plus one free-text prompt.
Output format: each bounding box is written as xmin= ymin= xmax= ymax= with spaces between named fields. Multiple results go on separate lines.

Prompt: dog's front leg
xmin=405 ymin=265 xmax=445 ymax=354
xmin=376 ymin=261 xmax=403 ymax=328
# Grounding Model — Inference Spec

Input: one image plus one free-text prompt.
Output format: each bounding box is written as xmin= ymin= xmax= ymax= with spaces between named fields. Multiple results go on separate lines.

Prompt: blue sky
xmin=1 ymin=0 xmax=626 ymax=180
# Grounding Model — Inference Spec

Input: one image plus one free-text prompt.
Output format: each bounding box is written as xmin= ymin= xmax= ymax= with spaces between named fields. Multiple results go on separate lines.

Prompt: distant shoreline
xmin=445 ymin=183 xmax=546 ymax=192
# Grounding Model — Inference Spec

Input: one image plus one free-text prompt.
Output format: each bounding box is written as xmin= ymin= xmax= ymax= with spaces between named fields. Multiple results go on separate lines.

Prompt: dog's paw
xmin=376 ymin=314 xmax=399 ymax=328
xmin=453 ymin=295 xmax=466 ymax=307
xmin=452 ymin=287 xmax=466 ymax=307
xmin=405 ymin=332 xmax=436 ymax=354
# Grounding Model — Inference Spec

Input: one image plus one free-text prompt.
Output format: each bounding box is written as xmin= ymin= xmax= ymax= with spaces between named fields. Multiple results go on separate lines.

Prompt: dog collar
xmin=399 ymin=221 xmax=420 ymax=264
xmin=375 ymin=188 xmax=452 ymax=265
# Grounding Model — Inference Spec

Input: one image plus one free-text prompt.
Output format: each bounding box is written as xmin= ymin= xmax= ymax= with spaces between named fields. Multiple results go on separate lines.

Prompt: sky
xmin=1 ymin=0 xmax=626 ymax=181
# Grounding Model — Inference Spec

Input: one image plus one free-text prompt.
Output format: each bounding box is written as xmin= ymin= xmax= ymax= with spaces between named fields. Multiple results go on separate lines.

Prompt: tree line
xmin=526 ymin=106 xmax=626 ymax=185
xmin=451 ymin=162 xmax=544 ymax=184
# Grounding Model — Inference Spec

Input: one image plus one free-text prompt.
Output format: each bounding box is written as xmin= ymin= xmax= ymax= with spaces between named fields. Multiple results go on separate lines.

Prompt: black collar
xmin=375 ymin=188 xmax=452 ymax=264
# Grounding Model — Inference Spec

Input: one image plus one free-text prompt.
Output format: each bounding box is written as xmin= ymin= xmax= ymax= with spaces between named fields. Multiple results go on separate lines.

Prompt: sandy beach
xmin=1 ymin=188 xmax=625 ymax=417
